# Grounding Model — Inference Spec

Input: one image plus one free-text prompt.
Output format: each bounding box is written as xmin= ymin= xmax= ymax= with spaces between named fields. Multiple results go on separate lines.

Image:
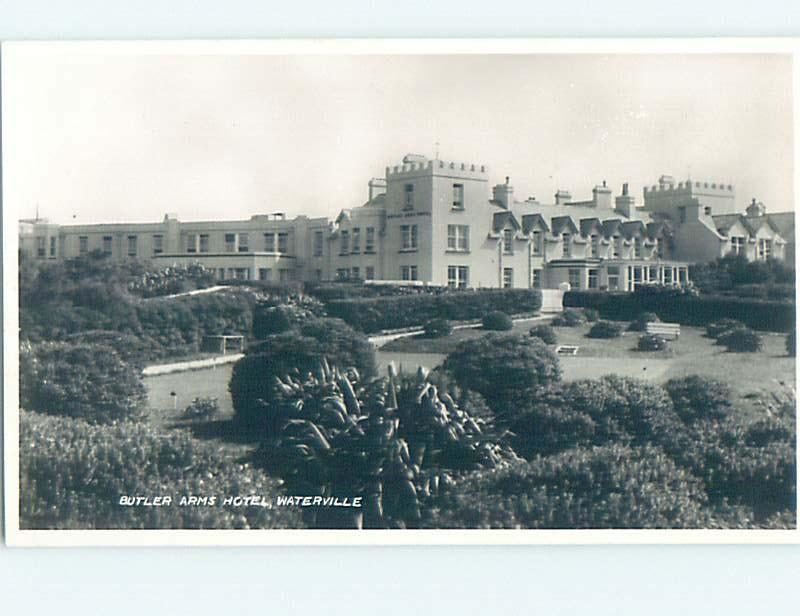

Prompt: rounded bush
xmin=442 ymin=334 xmax=561 ymax=410
xmin=551 ymin=309 xmax=585 ymax=327
xmin=787 ymin=330 xmax=796 ymax=357
xmin=528 ymin=324 xmax=557 ymax=345
xmin=181 ymin=397 xmax=220 ymax=421
xmin=423 ymin=445 xmax=713 ymax=529
xmin=628 ymin=311 xmax=660 ymax=332
xmin=706 ymin=318 xmax=744 ymax=339
xmin=637 ymin=334 xmax=668 ymax=352
xmin=586 ymin=320 xmax=623 ymax=339
xmin=20 ymin=341 xmax=146 ymax=423
xmin=482 ymin=311 xmax=513 ymax=331
xmin=664 ymin=376 xmax=732 ymax=423
xmin=718 ymin=326 xmax=763 ymax=352
xmin=230 ymin=317 xmax=377 ymax=426
xmin=252 ymin=304 xmax=293 ymax=338
xmin=423 ymin=317 xmax=453 ymax=338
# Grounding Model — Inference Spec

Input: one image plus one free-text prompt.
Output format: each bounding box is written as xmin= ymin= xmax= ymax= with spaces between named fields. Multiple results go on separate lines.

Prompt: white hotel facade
xmin=19 ymin=154 xmax=794 ymax=292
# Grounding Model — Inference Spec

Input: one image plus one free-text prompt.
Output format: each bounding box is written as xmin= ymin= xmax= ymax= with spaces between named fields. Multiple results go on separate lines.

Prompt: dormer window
xmin=503 ymin=229 xmax=514 ymax=255
xmin=562 ymin=233 xmax=571 ymax=258
xmin=590 ymin=234 xmax=600 ymax=258
xmin=634 ymin=237 xmax=643 ymax=259
xmin=532 ymin=231 xmax=542 ymax=255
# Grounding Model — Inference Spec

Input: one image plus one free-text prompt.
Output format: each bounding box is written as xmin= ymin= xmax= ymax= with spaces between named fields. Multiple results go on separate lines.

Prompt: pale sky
xmin=3 ymin=49 xmax=795 ymax=224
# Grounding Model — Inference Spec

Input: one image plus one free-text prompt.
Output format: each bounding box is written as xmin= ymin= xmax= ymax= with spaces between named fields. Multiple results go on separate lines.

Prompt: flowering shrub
xmin=127 ymin=263 xmax=216 ymax=298
xmin=20 ymin=341 xmax=147 ymax=424
xmin=664 ymin=376 xmax=732 ymax=423
xmin=717 ymin=327 xmax=763 ymax=352
xmin=636 ymin=334 xmax=668 ymax=352
xmin=181 ymin=397 xmax=220 ymax=421
xmin=19 ymin=410 xmax=303 ymax=529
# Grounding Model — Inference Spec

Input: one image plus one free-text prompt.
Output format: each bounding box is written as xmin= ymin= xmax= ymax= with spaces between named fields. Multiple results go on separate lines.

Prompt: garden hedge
xmin=564 ymin=289 xmax=795 ymax=332
xmin=326 ymin=289 xmax=542 ymax=333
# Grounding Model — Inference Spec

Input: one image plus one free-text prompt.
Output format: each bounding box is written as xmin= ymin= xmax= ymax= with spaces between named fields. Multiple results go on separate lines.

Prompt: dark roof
xmin=621 ymin=220 xmax=647 ymax=239
xmin=602 ymin=218 xmax=624 ymax=237
xmin=579 ymin=217 xmax=604 ymax=237
xmin=492 ymin=210 xmax=521 ymax=233
xmin=712 ymin=214 xmax=742 ymax=236
xmin=766 ymin=211 xmax=795 ymax=242
xmin=646 ymin=221 xmax=670 ymax=240
xmin=521 ymin=213 xmax=549 ymax=234
xmin=551 ymin=215 xmax=580 ymax=236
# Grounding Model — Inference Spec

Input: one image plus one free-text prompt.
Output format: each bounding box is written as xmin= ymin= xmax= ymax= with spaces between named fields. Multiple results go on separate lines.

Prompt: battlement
xmin=644 ymin=180 xmax=734 ymax=194
xmin=386 ymin=158 xmax=488 ymax=180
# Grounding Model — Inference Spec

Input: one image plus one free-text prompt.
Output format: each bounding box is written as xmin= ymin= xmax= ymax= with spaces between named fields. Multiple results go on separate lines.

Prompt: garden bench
xmin=645 ymin=322 xmax=681 ymax=339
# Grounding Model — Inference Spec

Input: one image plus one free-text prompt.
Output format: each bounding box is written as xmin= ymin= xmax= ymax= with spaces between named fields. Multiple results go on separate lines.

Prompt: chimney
xmin=554 ymin=190 xmax=572 ymax=205
xmin=492 ymin=176 xmax=513 ymax=209
xmin=368 ymin=178 xmax=387 ymax=201
xmin=746 ymin=197 xmax=766 ymax=218
xmin=592 ymin=180 xmax=613 ymax=209
xmin=615 ymin=182 xmax=636 ymax=218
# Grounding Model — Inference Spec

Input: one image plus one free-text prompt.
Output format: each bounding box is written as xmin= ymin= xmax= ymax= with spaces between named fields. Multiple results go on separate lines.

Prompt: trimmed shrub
xmin=636 ymin=334 xmax=668 ymax=352
xmin=20 ymin=341 xmax=147 ymax=424
xmin=423 ymin=318 xmax=453 ymax=338
xmin=442 ymin=334 xmax=561 ymax=411
xmin=230 ymin=317 xmax=377 ymax=427
xmin=706 ymin=318 xmax=745 ymax=339
xmin=482 ymin=311 xmax=513 ymax=331
xmin=19 ymin=410 xmax=303 ymax=529
xmin=325 ymin=288 xmax=542 ymax=333
xmin=586 ymin=320 xmax=623 ymax=339
xmin=423 ymin=445 xmax=714 ymax=529
xmin=717 ymin=327 xmax=763 ymax=352
xmin=507 ymin=400 xmax=596 ymax=458
xmin=181 ymin=397 xmax=220 ymax=421
xmin=628 ymin=311 xmax=660 ymax=332
xmin=550 ymin=309 xmax=586 ymax=327
xmin=564 ymin=290 xmax=794 ymax=333
xmin=252 ymin=305 xmax=293 ymax=338
xmin=787 ymin=330 xmax=796 ymax=357
xmin=528 ymin=324 xmax=557 ymax=345
xmin=582 ymin=308 xmax=600 ymax=322
xmin=664 ymin=376 xmax=732 ymax=423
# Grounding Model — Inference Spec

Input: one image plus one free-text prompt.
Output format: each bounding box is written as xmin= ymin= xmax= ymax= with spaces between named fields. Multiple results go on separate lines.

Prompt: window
xmin=127 ymin=235 xmax=137 ymax=257
xmin=279 ymin=269 xmax=291 ymax=282
xmin=365 ymin=266 xmax=375 ymax=280
xmin=447 ymin=266 xmax=469 ymax=289
xmin=656 ymin=237 xmax=665 ymax=258
xmin=258 ymin=268 xmax=272 ymax=281
xmin=678 ymin=268 xmax=688 ymax=284
xmin=452 ymin=183 xmax=464 ymax=210
xmin=503 ymin=229 xmax=514 ymax=255
xmin=186 ymin=234 xmax=197 ymax=253
xmin=217 ymin=268 xmax=225 ymax=280
xmin=562 ymin=233 xmax=572 ymax=258
xmin=590 ymin=234 xmax=600 ymax=258
xmin=102 ymin=236 xmax=113 ymax=256
xmin=79 ymin=236 xmax=89 ymax=255
xmin=503 ymin=267 xmax=514 ymax=289
xmin=607 ymin=266 xmax=620 ymax=290
xmin=664 ymin=268 xmax=673 ymax=286
xmin=313 ymin=231 xmax=324 ymax=257
xmin=404 ymin=184 xmax=414 ymax=210
xmin=365 ymin=227 xmax=375 ymax=253
xmin=634 ymin=237 xmax=643 ymax=259
xmin=50 ymin=236 xmax=57 ymax=258
xmin=238 ymin=233 xmax=249 ymax=253
xmin=588 ymin=268 xmax=599 ymax=289
xmin=730 ymin=236 xmax=745 ymax=256
xmin=199 ymin=234 xmax=210 ymax=253
xmin=351 ymin=267 xmax=360 ymax=280
xmin=278 ymin=232 xmax=289 ymax=253
xmin=264 ymin=232 xmax=276 ymax=252
xmin=340 ymin=230 xmax=350 ymax=255
xmin=447 ymin=224 xmax=469 ymax=252
xmin=351 ymin=228 xmax=360 ymax=254
xmin=316 ymin=269 xmax=322 ymax=281
xmin=613 ymin=235 xmax=622 ymax=258
xmin=648 ymin=266 xmax=659 ymax=283
xmin=336 ymin=268 xmax=349 ymax=281
xmin=401 ymin=225 xmax=418 ymax=250
xmin=532 ymin=231 xmax=542 ymax=256
xmin=532 ymin=269 xmax=542 ymax=289
xmin=633 ymin=266 xmax=643 ymax=288
xmin=152 ymin=234 xmax=163 ymax=255
xmin=568 ymin=269 xmax=581 ymax=289
xmin=36 ymin=237 xmax=46 ymax=258
xmin=225 ymin=233 xmax=236 ymax=253
xmin=678 ymin=206 xmax=687 ymax=223
xmin=231 ymin=267 xmax=249 ymax=280
xmin=704 ymin=206 xmax=712 ymax=216
xmin=401 ymin=265 xmax=418 ymax=281
xmin=758 ymin=238 xmax=772 ymax=260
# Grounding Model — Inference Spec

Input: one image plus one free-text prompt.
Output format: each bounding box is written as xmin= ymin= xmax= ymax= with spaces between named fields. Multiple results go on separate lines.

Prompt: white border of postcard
xmin=4 ymin=37 xmax=800 ymax=546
